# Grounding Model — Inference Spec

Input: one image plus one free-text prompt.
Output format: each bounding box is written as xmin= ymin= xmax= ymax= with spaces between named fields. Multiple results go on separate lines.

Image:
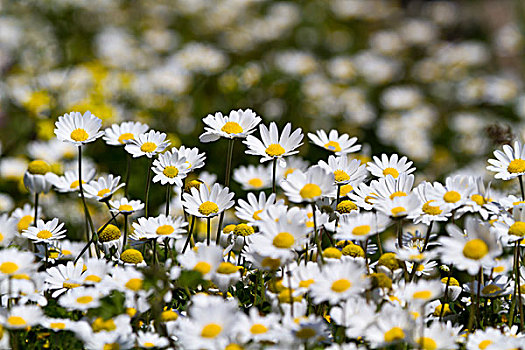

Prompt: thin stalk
xmin=516 ymin=242 xmax=524 ymax=330
xmin=215 ymin=139 xmax=235 ymax=245
xmin=124 ymin=152 xmax=131 ymax=197
xmin=105 ymin=201 xmax=118 ymax=224
xmin=206 ymin=217 xmax=211 ymax=246
xmin=396 ymin=219 xmax=403 ymax=249
xmin=74 ymin=213 xmax=120 ymax=264
xmin=165 ymin=185 xmax=171 ymax=216
xmin=152 ymin=238 xmax=158 ymax=265
xmin=122 ymin=214 xmax=129 ymax=251
xmin=421 ymin=221 xmax=434 ymax=253
xmin=182 ymin=216 xmax=196 ymax=254
xmin=44 ymin=243 xmax=48 ymax=269
xmin=519 ymin=175 xmax=525 ymax=200
xmin=439 ymin=265 xmax=454 ymax=321
xmin=164 ymin=238 xmax=170 ymax=261
xmin=272 ymin=157 xmax=277 ymax=194
xmin=144 ymin=158 xmax=154 ymax=217
xmin=33 ymin=193 xmax=39 ymax=226
xmin=311 ymin=204 xmax=324 ymax=264
xmin=510 ymin=240 xmax=520 ymax=327
xmin=287 ymin=264 xmax=294 ymax=317
xmin=78 ymin=146 xmax=99 ymax=258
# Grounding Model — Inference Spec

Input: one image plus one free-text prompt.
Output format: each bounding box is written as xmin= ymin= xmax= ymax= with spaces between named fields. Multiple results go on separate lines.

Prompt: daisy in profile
xmin=335 ymin=211 xmax=390 ymax=241
xmin=109 ymin=197 xmax=144 ymax=215
xmin=12 ymin=203 xmax=40 ymax=233
xmin=199 ymin=108 xmax=261 ymax=143
xmin=1 ymin=305 xmax=43 ymax=329
xmin=23 ymin=218 xmax=67 ymax=243
xmin=276 ymin=156 xmax=309 ymax=180
xmin=233 ymin=164 xmax=271 ymax=191
xmin=103 ymin=121 xmax=149 ymax=146
xmin=412 ymin=321 xmax=461 ymax=350
xmin=308 ymin=129 xmax=361 ymax=155
xmin=244 ymin=122 xmax=303 ymax=166
xmin=23 ymin=160 xmax=54 ymax=194
xmin=492 ymin=202 xmax=525 ymax=245
xmin=487 ymin=140 xmax=525 ymax=180
xmin=281 ymin=166 xmax=335 ymax=203
xmin=83 ymin=174 xmax=125 ymax=201
xmin=151 ymin=149 xmax=190 ymax=187
xmin=318 ymin=155 xmax=368 ymax=186
xmin=367 ymin=154 xmax=416 ymax=179
xmin=177 ymin=145 xmax=206 ymax=172
xmin=181 ymin=183 xmax=235 ymax=218
xmin=124 ymin=130 xmax=170 ymax=158
xmin=235 ymin=192 xmax=285 ymax=224
xmin=47 ymin=168 xmax=96 ymax=193
xmin=54 ymin=111 xmax=104 ymax=146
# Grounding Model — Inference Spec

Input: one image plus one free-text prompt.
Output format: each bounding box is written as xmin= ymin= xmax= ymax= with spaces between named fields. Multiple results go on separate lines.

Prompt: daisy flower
xmin=235 ymin=192 xmax=284 ymax=224
xmin=109 ymin=197 xmax=144 ymax=215
xmin=178 ymin=245 xmax=223 ymax=280
xmin=1 ymin=305 xmax=43 ymax=329
xmin=133 ymin=214 xmax=187 ymax=240
xmin=124 ymin=129 xmax=170 ymax=158
xmin=47 ymin=168 xmax=96 ymax=193
xmin=110 ymin=266 xmax=144 ymax=294
xmin=54 ymin=111 xmax=104 ymax=146
xmin=276 ymin=156 xmax=310 ymax=180
xmin=308 ymin=129 xmax=361 ymax=155
xmin=281 ymin=166 xmax=335 ymax=203
xmin=244 ymin=122 xmax=304 ymax=166
xmin=23 ymin=160 xmax=54 ymax=193
xmin=368 ymin=173 xmax=415 ymax=203
xmin=492 ymin=202 xmax=525 ymax=245
xmin=211 ymin=261 xmax=241 ymax=291
xmin=0 ymin=214 xmax=16 ymax=247
xmin=45 ymin=260 xmax=85 ymax=297
xmin=177 ymin=145 xmax=206 ymax=172
xmin=426 ymin=175 xmax=474 ymax=210
xmin=413 ymin=321 xmax=461 ymax=350
xmin=59 ymin=287 xmax=102 ymax=311
xmin=367 ymin=153 xmax=416 ymax=179
xmin=375 ymin=194 xmax=421 ymax=219
xmin=487 ymin=140 xmax=525 ymax=180
xmin=136 ymin=331 xmax=170 ymax=349
xmin=40 ymin=317 xmax=76 ymax=332
xmin=318 ymin=155 xmax=368 ymax=186
xmin=234 ymin=308 xmax=281 ymax=343
xmin=199 ymin=108 xmax=261 ymax=143
xmin=103 ymin=121 xmax=149 ymax=146
xmin=335 ymin=211 xmax=390 ymax=242
xmin=466 ymin=328 xmax=507 ymax=350
xmin=364 ymin=305 xmax=414 ymax=348
xmin=83 ymin=174 xmax=125 ymax=201
xmin=151 ymin=149 xmax=190 ymax=186
xmin=181 ymin=183 xmax=235 ymax=218
xmin=233 ymin=164 xmax=271 ymax=191
xmin=400 ymin=280 xmax=443 ymax=306
xmin=0 ymin=248 xmax=37 ymax=280
xmin=330 ymin=298 xmax=376 ymax=338
xmin=409 ymin=182 xmax=452 ymax=225
xmin=23 ymin=218 xmax=67 ymax=243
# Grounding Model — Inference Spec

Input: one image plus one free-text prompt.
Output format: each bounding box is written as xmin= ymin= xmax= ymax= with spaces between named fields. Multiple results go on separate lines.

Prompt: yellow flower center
xmin=261 ymin=257 xmax=281 ymax=270
xmin=390 ymin=191 xmax=407 ymax=200
xmin=508 ymin=159 xmax=525 ymax=173
xmin=223 ymin=224 xmax=236 ymax=234
xmin=422 ymin=200 xmax=442 ymax=215
xmin=300 ymin=183 xmax=322 ymax=199
xmin=444 ymin=190 xmax=461 ymax=203
xmin=7 ymin=316 xmax=26 ymax=327
xmin=63 ymin=281 xmax=82 ymax=289
xmin=265 ymin=144 xmax=285 ymax=157
xmin=391 ymin=207 xmax=407 ymax=217
xmin=201 ymin=323 xmax=222 ymax=338
xmin=50 ymin=322 xmax=66 ymax=330
xmin=99 ymin=224 xmax=121 ymax=242
xmin=413 ymin=290 xmax=432 ymax=299
xmin=118 ymin=133 xmax=134 ymax=144
xmin=296 ymin=327 xmax=316 ymax=339
xmin=70 ymin=128 xmax=89 ymax=142
xmin=12 ymin=274 xmax=30 ymax=280
xmin=234 ymin=223 xmax=254 ymax=236
xmin=339 ymin=184 xmax=353 ymax=196
xmin=92 ymin=318 xmax=117 ymax=332
xmin=331 ymin=279 xmax=352 ymax=293
xmin=221 ymin=122 xmax=243 ymax=134
xmin=272 ymin=232 xmax=295 ymax=249
xmin=333 ymin=170 xmax=350 ymax=182
xmin=479 ymin=340 xmax=492 ymax=350
xmin=121 ymin=249 xmax=144 ymax=264
xmin=161 ymin=310 xmax=179 ymax=322
xmin=433 ymin=303 xmax=452 ymax=317
xmin=342 ymin=244 xmax=365 ymax=258
xmin=250 ymin=324 xmax=268 ymax=334
xmin=96 ymin=188 xmax=111 ymax=198
xmin=28 ymin=160 xmax=51 ymax=175
xmin=37 ymin=230 xmax=53 ymax=239
xmin=0 ymin=262 xmax=19 ymax=274
xmin=248 ymin=178 xmax=263 ymax=188
xmin=156 ymin=225 xmax=174 ymax=236
xmin=284 ymin=168 xmax=295 ymax=178
xmin=324 ymin=141 xmax=341 ymax=152
xmin=417 ymin=337 xmax=437 ymax=350
xmin=118 ymin=204 xmax=133 ymax=212
xmin=336 ymin=200 xmax=358 ymax=213
xmin=378 ymin=253 xmax=400 ymax=270
xmin=463 ymin=239 xmax=489 ymax=260
xmin=103 ymin=343 xmax=120 ymax=350
xmin=299 ymin=279 xmax=315 ymax=288
xmin=384 ymin=327 xmax=405 ymax=343
xmin=323 ymin=247 xmax=342 ymax=259
xmin=383 ymin=167 xmax=399 ymax=178
xmin=140 ymin=142 xmax=157 ymax=153
xmin=253 ymin=209 xmax=263 ymax=220
xmin=69 ymin=180 xmax=85 ymax=189
xmin=216 ymin=262 xmax=239 ymax=274
xmin=194 ymin=261 xmax=212 ymax=275
xmin=85 ymin=275 xmax=102 ymax=283
xmin=198 ymin=201 xmax=219 ymax=216
xmin=441 ymin=277 xmax=460 ymax=286
xmin=143 ymin=343 xmax=155 ymax=348
xmin=509 ymin=221 xmax=525 ymax=237
xmin=352 ymin=225 xmax=371 ymax=236
xmin=125 ymin=278 xmax=143 ymax=291
xmin=162 ymin=166 xmax=179 ymax=178
xmin=471 ymin=194 xmax=486 ymax=206
xmin=481 ymin=285 xmax=502 ymax=294
xmin=76 ymin=296 xmax=94 ymax=304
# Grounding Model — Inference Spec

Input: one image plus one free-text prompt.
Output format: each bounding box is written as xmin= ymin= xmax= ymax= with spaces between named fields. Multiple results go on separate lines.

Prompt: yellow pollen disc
xmin=85 ymin=275 xmax=102 ymax=283
xmin=201 ymin=323 xmax=222 ymax=338
xmin=140 ymin=142 xmax=157 ymax=153
xmin=352 ymin=225 xmax=371 ymax=236
xmin=444 ymin=190 xmax=461 ymax=203
xmin=156 ymin=225 xmax=174 ymax=236
xmin=223 ymin=224 xmax=236 ymax=234
xmin=248 ymin=178 xmax=263 ymax=188
xmin=339 ymin=184 xmax=353 ymax=196
xmin=296 ymin=327 xmax=316 ymax=339
xmin=299 ymin=279 xmax=315 ymax=288
xmin=7 ymin=316 xmax=26 ymax=327
xmin=417 ymin=337 xmax=437 ymax=350
xmin=391 ymin=207 xmax=407 ymax=217
xmin=27 ymin=160 xmax=51 ymax=175
xmin=253 ymin=209 xmax=263 ymax=220
xmin=514 ymin=200 xmax=525 ymax=206
xmin=216 ymin=262 xmax=239 ymax=274
xmin=261 ymin=257 xmax=281 ymax=270
xmin=121 ymin=249 xmax=144 ymax=264
xmin=384 ymin=327 xmax=405 ymax=342
xmin=0 ymin=233 xmax=3 ymax=242
xmin=390 ymin=191 xmax=407 ymax=200
xmin=441 ymin=277 xmax=460 ymax=286
xmin=37 ymin=230 xmax=53 ymax=239
xmin=118 ymin=133 xmax=134 ymax=144
xmin=300 ymin=183 xmax=322 ymax=199
xmin=383 ymin=167 xmax=399 ymax=178
xmin=69 ymin=180 xmax=85 ymax=189
xmin=118 ymin=204 xmax=133 ymax=212
xmin=76 ymin=296 xmax=94 ymax=304
xmin=70 ymin=128 xmax=89 ymax=142
xmin=194 ymin=261 xmax=212 ymax=275
xmin=378 ymin=253 xmax=400 ymax=270
xmin=422 ymin=200 xmax=442 ymax=215
xmin=12 ymin=274 xmax=30 ymax=280
xmin=161 ymin=310 xmax=179 ymax=322
xmin=284 ymin=168 xmax=295 ymax=178
xmin=185 ymin=179 xmax=201 ymax=192
xmin=49 ymin=251 xmax=59 ymax=259
xmin=99 ymin=224 xmax=121 ymax=242
xmin=508 ymin=159 xmax=525 ymax=173
xmin=250 ymin=324 xmax=268 ymax=334
xmin=342 ymin=244 xmax=365 ymax=258
xmin=509 ymin=221 xmax=525 ymax=237
xmin=364 ymin=195 xmax=377 ymax=204
xmin=0 ymin=262 xmax=19 ymax=274
xmin=433 ymin=304 xmax=452 ymax=317
xmin=225 ymin=344 xmax=243 ymax=350
xmin=163 ymin=166 xmax=179 ymax=178
xmin=482 ymin=285 xmax=501 ymax=294
xmin=463 ymin=239 xmax=489 ymax=260
xmin=198 ymin=201 xmax=219 ymax=216
xmin=63 ymin=281 xmax=82 ymax=289
xmin=92 ymin=318 xmax=116 ymax=332
xmin=478 ymin=340 xmax=492 ymax=350
xmin=265 ymin=143 xmax=285 ymax=157
xmin=413 ymin=290 xmax=432 ymax=299
xmin=471 ymin=194 xmax=486 ymax=206
xmin=103 ymin=343 xmax=119 ymax=350
xmin=143 ymin=343 xmax=155 ymax=348
xmin=97 ymin=188 xmax=111 ymax=198
xmin=272 ymin=232 xmax=295 ymax=249
xmin=125 ymin=278 xmax=143 ymax=291
xmin=331 ymin=279 xmax=352 ymax=293
xmin=324 ymin=141 xmax=341 ymax=152
xmin=493 ymin=266 xmax=505 ymax=273
xmin=221 ymin=122 xmax=243 ymax=134
xmin=50 ymin=322 xmax=66 ymax=330
xmin=323 ymin=247 xmax=342 ymax=259
xmin=333 ymin=170 xmax=350 ymax=182
xmin=234 ymin=223 xmax=254 ymax=236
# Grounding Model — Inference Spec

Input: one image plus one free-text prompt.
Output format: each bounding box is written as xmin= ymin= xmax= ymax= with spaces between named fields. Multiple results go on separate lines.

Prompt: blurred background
xmin=1 ymin=0 xmax=525 ymax=209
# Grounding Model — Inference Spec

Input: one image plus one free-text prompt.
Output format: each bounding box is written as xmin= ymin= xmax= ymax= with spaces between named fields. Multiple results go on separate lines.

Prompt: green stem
xmin=311 ymin=204 xmax=324 ymax=264
xmin=144 ymin=158 xmax=154 ymax=217
xmin=165 ymin=185 xmax=171 ymax=216
xmin=206 ymin=217 xmax=211 ymax=246
xmin=123 ymin=214 xmax=129 ymax=251
xmin=215 ymin=139 xmax=235 ymax=245
xmin=182 ymin=216 xmax=196 ymax=254
xmin=78 ymin=146 xmax=99 ymax=258
xmin=124 ymin=152 xmax=131 ymax=197
xmin=33 ymin=192 xmax=39 ymax=226
xmin=272 ymin=157 xmax=277 ymax=194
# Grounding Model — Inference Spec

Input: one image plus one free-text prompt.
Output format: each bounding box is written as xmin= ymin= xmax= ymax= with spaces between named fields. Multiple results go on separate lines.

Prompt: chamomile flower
xmin=45 ymin=260 xmax=85 ymax=297
xmin=0 ymin=248 xmax=37 ymax=280
xmin=23 ymin=160 xmax=54 ymax=193
xmin=199 ymin=108 xmax=262 ymax=142
xmin=235 ymin=192 xmax=284 ymax=224
xmin=133 ymin=214 xmax=187 ymax=240
xmin=110 ymin=266 xmax=145 ymax=294
xmin=409 ymin=182 xmax=452 ymax=225
xmin=368 ymin=173 xmax=415 ymax=202
xmin=318 ymin=155 xmax=368 ymax=186
xmin=335 ymin=211 xmax=390 ymax=242
xmin=364 ymin=305 xmax=414 ymax=348
xmin=426 ymin=175 xmax=474 ymax=210
xmin=59 ymin=287 xmax=102 ymax=311
xmin=492 ymin=202 xmax=525 ymax=245
xmin=0 ymin=214 xmax=16 ymax=247
xmin=54 ymin=111 xmax=104 ymax=146
xmin=1 ymin=305 xmax=43 ymax=329
xmin=276 ymin=156 xmax=310 ymax=180
xmin=181 ymin=183 xmax=235 ymax=218
xmin=83 ymin=174 xmax=125 ymax=201
xmin=330 ymin=298 xmax=376 ymax=338
xmin=103 ymin=121 xmax=149 ymax=146
xmin=235 ymin=308 xmax=281 ymax=343
xmin=151 ymin=149 xmax=190 ymax=186
xmin=109 ymin=197 xmax=144 ymax=215
xmin=47 ymin=168 xmax=96 ymax=193
xmin=466 ymin=328 xmax=507 ymax=350
xmin=375 ymin=194 xmax=421 ymax=219
xmin=177 ymin=145 xmax=206 ymax=172
xmin=308 ymin=129 xmax=361 ymax=155
xmin=136 ymin=331 xmax=170 ymax=349
xmin=367 ymin=154 xmax=416 ymax=179
xmin=487 ymin=140 xmax=525 ymax=180
xmin=400 ymin=280 xmax=443 ymax=306
xmin=281 ymin=166 xmax=335 ymax=203
xmin=244 ymin=122 xmax=304 ymax=166
xmin=412 ymin=321 xmax=461 ymax=350
xmin=233 ymin=164 xmax=271 ymax=190
xmin=124 ymin=129 xmax=170 ymax=158
xmin=211 ymin=261 xmax=241 ymax=290
xmin=40 ymin=317 xmax=76 ymax=332
xmin=178 ymin=244 xmax=223 ymax=279
xmin=23 ymin=218 xmax=67 ymax=243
